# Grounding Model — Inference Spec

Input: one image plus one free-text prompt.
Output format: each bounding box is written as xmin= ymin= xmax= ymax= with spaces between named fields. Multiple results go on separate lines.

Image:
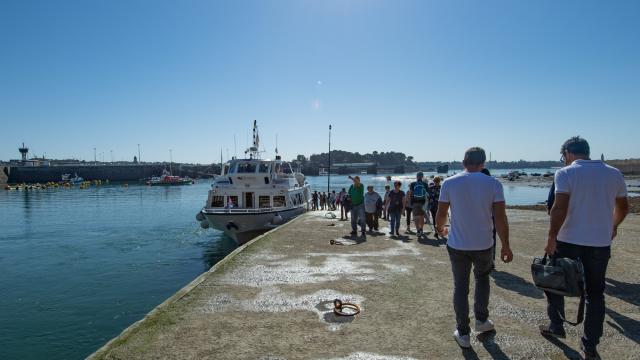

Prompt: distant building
xmin=9 ymin=144 xmax=50 ymax=167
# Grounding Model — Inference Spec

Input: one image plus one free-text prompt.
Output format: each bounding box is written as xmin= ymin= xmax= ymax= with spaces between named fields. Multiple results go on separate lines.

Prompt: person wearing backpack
xmin=408 ymin=172 xmax=429 ymax=236
xmin=541 ymin=137 xmax=629 ymax=360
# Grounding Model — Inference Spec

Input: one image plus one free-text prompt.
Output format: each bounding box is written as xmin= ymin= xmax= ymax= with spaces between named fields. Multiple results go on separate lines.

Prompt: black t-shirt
xmin=387 ymin=190 xmax=405 ymax=211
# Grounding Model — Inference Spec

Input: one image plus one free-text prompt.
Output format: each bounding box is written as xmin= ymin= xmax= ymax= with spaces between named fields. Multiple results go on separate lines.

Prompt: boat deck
xmin=90 ymin=210 xmax=640 ymax=359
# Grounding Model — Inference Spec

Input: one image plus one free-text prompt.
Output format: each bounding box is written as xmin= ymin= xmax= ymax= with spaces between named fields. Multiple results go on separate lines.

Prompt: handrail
xmin=202 ymin=205 xmax=306 ymax=214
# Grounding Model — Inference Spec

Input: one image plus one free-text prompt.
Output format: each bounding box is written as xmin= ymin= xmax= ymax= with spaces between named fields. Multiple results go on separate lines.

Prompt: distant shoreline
xmin=508 ymin=196 xmax=640 ymax=214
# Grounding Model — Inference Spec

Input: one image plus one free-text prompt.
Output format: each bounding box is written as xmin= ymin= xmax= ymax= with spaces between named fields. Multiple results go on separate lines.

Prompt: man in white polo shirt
xmin=435 ymin=147 xmax=513 ymax=349
xmin=541 ymin=136 xmax=629 ymax=360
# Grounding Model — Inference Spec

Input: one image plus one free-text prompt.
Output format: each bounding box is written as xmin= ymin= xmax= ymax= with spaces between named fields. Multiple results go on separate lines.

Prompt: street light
xmin=328 ymin=124 xmax=332 ymax=194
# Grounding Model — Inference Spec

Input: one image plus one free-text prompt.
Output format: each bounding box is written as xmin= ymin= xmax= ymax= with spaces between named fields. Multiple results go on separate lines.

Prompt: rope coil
xmin=333 ymin=298 xmax=360 ymax=316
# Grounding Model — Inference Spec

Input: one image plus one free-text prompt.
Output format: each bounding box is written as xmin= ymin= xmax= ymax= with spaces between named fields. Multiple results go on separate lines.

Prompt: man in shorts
xmin=408 ymin=172 xmax=429 ymax=236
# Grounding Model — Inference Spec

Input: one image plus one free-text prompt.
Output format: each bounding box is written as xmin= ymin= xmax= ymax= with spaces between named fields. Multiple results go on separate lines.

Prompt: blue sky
xmin=1 ymin=0 xmax=638 ymax=163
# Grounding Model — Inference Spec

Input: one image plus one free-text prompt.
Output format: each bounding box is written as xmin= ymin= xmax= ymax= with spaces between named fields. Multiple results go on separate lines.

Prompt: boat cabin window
xmin=222 ymin=165 xmax=229 ymax=176
xmin=274 ymin=163 xmax=282 ymax=174
xmin=211 ymin=196 xmax=225 ymax=208
xmin=237 ymin=162 xmax=257 ymax=173
xmin=226 ymin=196 xmax=238 ymax=208
xmin=228 ymin=164 xmax=237 ymax=174
xmin=258 ymin=163 xmax=269 ymax=173
xmin=258 ymin=196 xmax=271 ymax=208
xmin=273 ymin=195 xmax=286 ymax=207
xmin=282 ymin=162 xmax=293 ymax=174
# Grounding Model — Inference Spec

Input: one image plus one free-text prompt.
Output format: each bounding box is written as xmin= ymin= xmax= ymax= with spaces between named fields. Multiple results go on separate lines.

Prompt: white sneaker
xmin=453 ymin=330 xmax=471 ymax=348
xmin=475 ymin=319 xmax=495 ymax=333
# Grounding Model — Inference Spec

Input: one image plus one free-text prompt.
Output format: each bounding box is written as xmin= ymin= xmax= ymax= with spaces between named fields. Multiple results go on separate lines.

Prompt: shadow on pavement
xmin=476 ymin=330 xmax=510 ymax=360
xmin=605 ymin=278 xmax=640 ymax=307
xmin=490 ymin=270 xmax=544 ymax=299
xmin=541 ymin=334 xmax=581 ymax=359
xmin=461 ymin=347 xmax=480 ymax=360
xmin=606 ymin=307 xmax=640 ymax=345
xmin=417 ymin=236 xmax=447 ymax=247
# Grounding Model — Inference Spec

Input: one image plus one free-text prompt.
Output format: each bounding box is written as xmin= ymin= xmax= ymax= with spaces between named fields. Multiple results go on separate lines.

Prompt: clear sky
xmin=1 ymin=0 xmax=638 ymax=163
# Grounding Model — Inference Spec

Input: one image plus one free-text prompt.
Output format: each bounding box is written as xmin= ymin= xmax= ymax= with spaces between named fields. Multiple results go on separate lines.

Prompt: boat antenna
xmin=245 ymin=120 xmax=261 ymax=159
xmin=275 ymin=134 xmax=278 ymax=156
xmin=234 ymin=134 xmax=237 ymax=159
xmin=220 ymin=148 xmax=223 ymax=175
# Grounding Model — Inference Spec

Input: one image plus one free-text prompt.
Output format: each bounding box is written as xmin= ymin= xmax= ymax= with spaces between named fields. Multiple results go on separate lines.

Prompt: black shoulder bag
xmin=531 ymin=253 xmax=586 ymax=326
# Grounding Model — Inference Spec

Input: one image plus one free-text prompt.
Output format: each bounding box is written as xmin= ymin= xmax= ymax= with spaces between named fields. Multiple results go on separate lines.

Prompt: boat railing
xmin=203 ymin=206 xmax=295 ymax=214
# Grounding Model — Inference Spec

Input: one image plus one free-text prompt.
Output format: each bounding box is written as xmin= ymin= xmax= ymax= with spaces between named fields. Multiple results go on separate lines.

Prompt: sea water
xmin=0 ymin=173 xmax=552 ymax=359
xmin=0 ymin=181 xmax=236 ymax=360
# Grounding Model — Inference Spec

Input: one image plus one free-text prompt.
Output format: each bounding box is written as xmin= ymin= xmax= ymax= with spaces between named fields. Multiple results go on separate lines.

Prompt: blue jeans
xmin=350 ymin=203 xmax=365 ymax=232
xmin=545 ymin=241 xmax=610 ymax=350
xmin=389 ymin=209 xmax=401 ymax=233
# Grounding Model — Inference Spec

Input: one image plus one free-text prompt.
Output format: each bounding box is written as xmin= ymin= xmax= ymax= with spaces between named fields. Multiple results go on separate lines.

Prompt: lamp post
xmin=328 ymin=124 xmax=331 ymax=194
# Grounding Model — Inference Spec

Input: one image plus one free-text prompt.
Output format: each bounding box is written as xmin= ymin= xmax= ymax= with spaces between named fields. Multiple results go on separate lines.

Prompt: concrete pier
xmin=89 ymin=210 xmax=640 ymax=359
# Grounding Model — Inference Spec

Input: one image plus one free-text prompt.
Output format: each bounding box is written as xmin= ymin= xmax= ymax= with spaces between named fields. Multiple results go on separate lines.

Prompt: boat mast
xmin=244 ymin=120 xmax=261 ymax=159
xmin=169 ymin=149 xmax=173 ymax=175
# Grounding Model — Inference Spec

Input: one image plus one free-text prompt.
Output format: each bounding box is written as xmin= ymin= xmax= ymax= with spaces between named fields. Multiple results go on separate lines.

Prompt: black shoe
xmin=580 ymin=341 xmax=601 ymax=360
xmin=539 ymin=324 xmax=566 ymax=339
xmin=361 ymin=232 xmax=366 ymax=238
xmin=389 ymin=231 xmax=395 ymax=236
xmin=350 ymin=230 xmax=357 ymax=236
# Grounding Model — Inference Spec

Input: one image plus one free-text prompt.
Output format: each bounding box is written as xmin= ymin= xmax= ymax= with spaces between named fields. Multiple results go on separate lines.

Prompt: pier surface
xmin=90 ymin=210 xmax=640 ymax=359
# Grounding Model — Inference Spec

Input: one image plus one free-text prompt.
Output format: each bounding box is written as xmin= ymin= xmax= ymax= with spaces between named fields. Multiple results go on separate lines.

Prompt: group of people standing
xmin=336 ymin=172 xmax=443 ymax=240
xmin=311 ymin=190 xmax=337 ymax=211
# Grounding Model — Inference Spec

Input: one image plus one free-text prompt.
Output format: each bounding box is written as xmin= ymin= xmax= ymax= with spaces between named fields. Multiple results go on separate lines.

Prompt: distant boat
xmin=147 ymin=169 xmax=194 ymax=186
xmin=62 ymin=173 xmax=84 ymax=185
xmin=318 ymin=168 xmax=329 ymax=176
xmin=436 ymin=165 xmax=449 ymax=174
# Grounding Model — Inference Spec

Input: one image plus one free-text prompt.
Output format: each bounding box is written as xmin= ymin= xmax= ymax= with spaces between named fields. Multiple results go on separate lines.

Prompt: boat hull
xmin=202 ymin=206 xmax=306 ymax=244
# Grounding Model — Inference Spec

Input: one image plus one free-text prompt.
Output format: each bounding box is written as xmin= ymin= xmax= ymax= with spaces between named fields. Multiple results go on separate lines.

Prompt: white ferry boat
xmin=196 ymin=121 xmax=311 ymax=244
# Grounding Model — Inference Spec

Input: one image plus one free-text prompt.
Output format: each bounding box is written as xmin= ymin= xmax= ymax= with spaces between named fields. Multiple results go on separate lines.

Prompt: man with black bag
xmin=540 ymin=136 xmax=629 ymax=360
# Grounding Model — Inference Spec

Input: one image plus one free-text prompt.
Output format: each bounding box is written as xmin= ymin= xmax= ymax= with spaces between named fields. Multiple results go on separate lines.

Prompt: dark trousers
xmin=365 ymin=212 xmax=379 ymax=230
xmin=447 ymin=246 xmax=494 ymax=335
xmin=429 ymin=206 xmax=437 ymax=228
xmin=405 ymin=207 xmax=412 ymax=228
xmin=341 ymin=204 xmax=348 ymax=219
xmin=545 ymin=241 xmax=610 ymax=349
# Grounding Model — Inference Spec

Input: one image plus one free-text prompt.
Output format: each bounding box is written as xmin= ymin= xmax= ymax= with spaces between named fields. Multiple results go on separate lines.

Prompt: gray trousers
xmin=447 ymin=246 xmax=494 ymax=335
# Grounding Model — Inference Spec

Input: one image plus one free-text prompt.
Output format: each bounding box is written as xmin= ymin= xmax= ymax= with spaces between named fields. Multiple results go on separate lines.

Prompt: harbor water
xmin=0 ymin=172 xmax=554 ymax=359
